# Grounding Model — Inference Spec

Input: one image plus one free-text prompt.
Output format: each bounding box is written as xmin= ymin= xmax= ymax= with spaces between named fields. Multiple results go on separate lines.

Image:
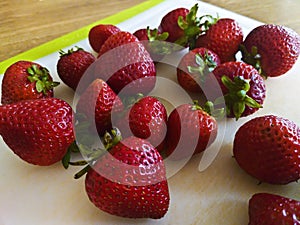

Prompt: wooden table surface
xmin=1 ymin=0 xmax=300 ymax=63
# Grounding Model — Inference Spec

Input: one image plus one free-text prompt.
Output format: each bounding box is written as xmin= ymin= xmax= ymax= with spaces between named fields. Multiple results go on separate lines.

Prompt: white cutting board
xmin=1 ymin=0 xmax=300 ymax=224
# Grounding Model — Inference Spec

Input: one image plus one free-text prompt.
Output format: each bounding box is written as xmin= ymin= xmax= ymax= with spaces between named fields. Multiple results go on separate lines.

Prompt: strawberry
xmin=195 ymin=18 xmax=244 ymax=62
xmin=76 ymin=78 xmax=124 ymax=136
xmin=158 ymin=7 xmax=189 ymax=43
xmin=95 ymin=31 xmax=156 ymax=96
xmin=211 ymin=61 xmax=266 ymax=120
xmin=88 ymin=24 xmax=121 ymax=52
xmin=0 ymin=98 xmax=74 ymax=166
xmin=165 ymin=101 xmax=218 ymax=160
xmin=84 ymin=136 xmax=170 ymax=219
xmin=126 ymin=96 xmax=168 ymax=152
xmin=240 ymin=24 xmax=300 ymax=77
xmin=57 ymin=47 xmax=96 ymax=91
xmin=133 ymin=27 xmax=169 ymax=61
xmin=248 ymin=193 xmax=300 ymax=225
xmin=1 ymin=60 xmax=59 ymax=104
xmin=177 ymin=47 xmax=221 ymax=93
xmin=233 ymin=115 xmax=300 ymax=184
xmin=158 ymin=4 xmax=201 ymax=48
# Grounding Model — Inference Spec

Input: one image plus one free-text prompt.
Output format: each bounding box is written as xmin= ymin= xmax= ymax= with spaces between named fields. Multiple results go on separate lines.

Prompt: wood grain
xmin=0 ymin=0 xmax=299 ymax=62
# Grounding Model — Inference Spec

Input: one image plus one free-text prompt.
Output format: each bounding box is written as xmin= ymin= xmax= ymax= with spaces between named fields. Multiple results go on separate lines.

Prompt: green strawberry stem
xmin=176 ymin=3 xmax=202 ymax=49
xmin=176 ymin=2 xmax=219 ymax=49
xmin=187 ymin=52 xmax=218 ymax=83
xmin=146 ymin=26 xmax=169 ymax=42
xmin=220 ymin=75 xmax=262 ymax=120
xmin=198 ymin=14 xmax=219 ymax=33
xmin=239 ymin=44 xmax=266 ymax=78
xmin=146 ymin=26 xmax=174 ymax=55
xmin=27 ymin=65 xmax=60 ymax=94
xmin=59 ymin=46 xmax=83 ymax=57
xmin=192 ymin=100 xmax=225 ymax=120
xmin=66 ymin=128 xmax=122 ymax=179
xmin=122 ymin=93 xmax=144 ymax=109
xmin=74 ymin=165 xmax=91 ymax=179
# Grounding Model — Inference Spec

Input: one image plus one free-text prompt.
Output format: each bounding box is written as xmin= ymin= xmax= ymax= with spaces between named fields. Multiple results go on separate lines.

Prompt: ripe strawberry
xmin=126 ymin=96 xmax=168 ymax=152
xmin=76 ymin=78 xmax=124 ymax=136
xmin=158 ymin=4 xmax=201 ymax=48
xmin=233 ymin=115 xmax=300 ymax=184
xmin=95 ymin=31 xmax=156 ymax=96
xmin=1 ymin=60 xmax=59 ymax=104
xmin=165 ymin=101 xmax=218 ymax=160
xmin=133 ymin=27 xmax=169 ymax=61
xmin=177 ymin=47 xmax=221 ymax=93
xmin=85 ymin=136 xmax=170 ymax=219
xmin=0 ymin=98 xmax=74 ymax=166
xmin=57 ymin=47 xmax=96 ymax=91
xmin=248 ymin=193 xmax=300 ymax=225
xmin=195 ymin=18 xmax=244 ymax=62
xmin=158 ymin=7 xmax=189 ymax=43
xmin=211 ymin=61 xmax=266 ymax=120
xmin=88 ymin=24 xmax=120 ymax=52
xmin=240 ymin=24 xmax=300 ymax=77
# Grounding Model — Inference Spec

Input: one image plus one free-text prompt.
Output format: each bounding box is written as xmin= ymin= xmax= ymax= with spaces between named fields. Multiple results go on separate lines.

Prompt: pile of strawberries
xmin=1 ymin=3 xmax=300 ymax=224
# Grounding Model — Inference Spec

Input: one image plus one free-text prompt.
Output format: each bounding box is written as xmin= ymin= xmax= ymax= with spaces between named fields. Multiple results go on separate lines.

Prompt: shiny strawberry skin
xmin=76 ymin=78 xmax=124 ymax=136
xmin=242 ymin=24 xmax=300 ymax=77
xmin=96 ymin=31 xmax=156 ymax=96
xmin=0 ymin=98 xmax=74 ymax=166
xmin=248 ymin=193 xmax=300 ymax=225
xmin=85 ymin=136 xmax=170 ymax=219
xmin=1 ymin=60 xmax=54 ymax=104
xmin=57 ymin=48 xmax=96 ymax=91
xmin=88 ymin=24 xmax=120 ymax=52
xmin=177 ymin=47 xmax=221 ymax=93
xmin=166 ymin=103 xmax=218 ymax=160
xmin=212 ymin=61 xmax=266 ymax=118
xmin=128 ymin=96 xmax=167 ymax=152
xmin=158 ymin=7 xmax=189 ymax=43
xmin=196 ymin=18 xmax=243 ymax=62
xmin=233 ymin=115 xmax=300 ymax=184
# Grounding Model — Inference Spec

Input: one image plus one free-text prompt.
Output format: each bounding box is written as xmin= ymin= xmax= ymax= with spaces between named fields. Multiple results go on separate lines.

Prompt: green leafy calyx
xmin=187 ymin=52 xmax=218 ymax=83
xmin=27 ymin=65 xmax=59 ymax=94
xmin=221 ymin=75 xmax=262 ymax=120
xmin=239 ymin=44 xmax=266 ymax=78
xmin=176 ymin=3 xmax=219 ymax=49
xmin=59 ymin=46 xmax=83 ymax=57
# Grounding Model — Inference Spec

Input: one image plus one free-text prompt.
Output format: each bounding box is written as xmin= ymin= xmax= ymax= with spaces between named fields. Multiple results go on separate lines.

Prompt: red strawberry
xmin=233 ymin=115 xmax=300 ymax=184
xmin=177 ymin=47 xmax=221 ymax=93
xmin=126 ymin=96 xmax=168 ymax=152
xmin=165 ymin=101 xmax=218 ymax=160
xmin=57 ymin=47 xmax=96 ymax=91
xmin=211 ymin=61 xmax=266 ymax=120
xmin=88 ymin=24 xmax=120 ymax=52
xmin=133 ymin=27 xmax=169 ymax=61
xmin=248 ymin=193 xmax=300 ymax=225
xmin=195 ymin=18 xmax=244 ymax=62
xmin=95 ymin=31 xmax=156 ymax=96
xmin=0 ymin=98 xmax=74 ymax=166
xmin=1 ymin=60 xmax=59 ymax=104
xmin=84 ymin=136 xmax=170 ymax=219
xmin=240 ymin=24 xmax=300 ymax=77
xmin=76 ymin=78 xmax=124 ymax=136
xmin=158 ymin=4 xmax=201 ymax=48
xmin=158 ymin=7 xmax=189 ymax=43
